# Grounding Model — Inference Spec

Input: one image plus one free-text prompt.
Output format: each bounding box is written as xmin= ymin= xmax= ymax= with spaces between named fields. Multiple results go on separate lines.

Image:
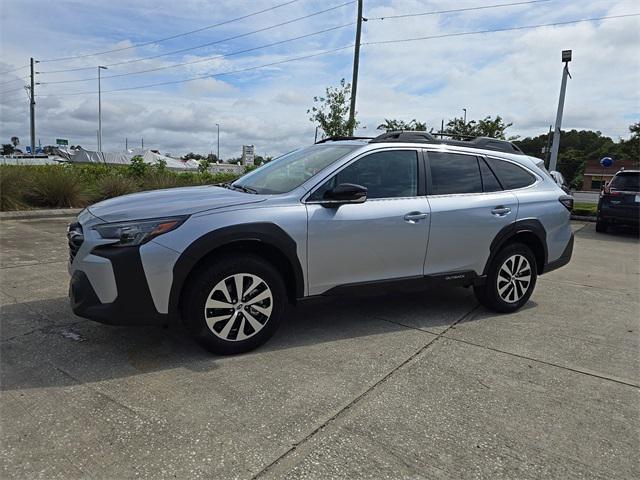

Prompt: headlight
xmin=94 ymin=216 xmax=188 ymax=247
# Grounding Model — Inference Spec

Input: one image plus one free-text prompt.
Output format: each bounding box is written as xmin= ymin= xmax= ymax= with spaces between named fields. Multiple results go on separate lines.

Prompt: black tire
xmin=595 ymin=220 xmax=608 ymax=233
xmin=181 ymin=255 xmax=286 ymax=355
xmin=474 ymin=243 xmax=537 ymax=313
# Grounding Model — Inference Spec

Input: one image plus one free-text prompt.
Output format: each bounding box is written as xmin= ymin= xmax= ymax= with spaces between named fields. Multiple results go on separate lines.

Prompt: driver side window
xmin=309 ymin=150 xmax=418 ymax=201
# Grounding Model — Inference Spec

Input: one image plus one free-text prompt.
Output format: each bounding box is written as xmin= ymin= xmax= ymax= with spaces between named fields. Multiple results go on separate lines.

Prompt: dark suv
xmin=596 ymin=169 xmax=640 ymax=232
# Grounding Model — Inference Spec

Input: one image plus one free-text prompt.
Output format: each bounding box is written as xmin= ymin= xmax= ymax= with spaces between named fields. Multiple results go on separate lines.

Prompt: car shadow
xmin=0 ymin=286 xmax=482 ymax=391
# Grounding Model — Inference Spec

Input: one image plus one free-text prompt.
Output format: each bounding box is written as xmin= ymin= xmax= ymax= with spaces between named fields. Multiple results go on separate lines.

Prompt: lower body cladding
xmin=70 ymin=242 xmax=178 ymax=325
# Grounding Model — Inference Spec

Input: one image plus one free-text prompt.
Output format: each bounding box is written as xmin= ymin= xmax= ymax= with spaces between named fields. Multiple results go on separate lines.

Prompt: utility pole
xmin=549 ymin=50 xmax=572 ymax=172
xmin=98 ymin=66 xmax=107 ymax=152
xmin=440 ymin=119 xmax=444 ymax=134
xmin=141 ymin=138 xmax=144 ymax=149
xmin=348 ymin=0 xmax=363 ymax=136
xmin=216 ymin=123 xmax=220 ymax=160
xmin=29 ymin=58 xmax=36 ymax=156
xmin=463 ymin=108 xmax=467 ymax=124
xmin=125 ymin=138 xmax=128 ymax=151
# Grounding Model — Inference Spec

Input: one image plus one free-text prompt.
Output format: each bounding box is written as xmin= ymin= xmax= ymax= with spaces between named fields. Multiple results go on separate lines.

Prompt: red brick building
xmin=581 ymin=157 xmax=640 ymax=190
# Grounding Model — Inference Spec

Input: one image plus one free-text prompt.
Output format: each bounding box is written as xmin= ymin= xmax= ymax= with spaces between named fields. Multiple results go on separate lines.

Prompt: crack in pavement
xmin=251 ymin=305 xmax=480 ymax=479
xmin=440 ymin=335 xmax=640 ymax=389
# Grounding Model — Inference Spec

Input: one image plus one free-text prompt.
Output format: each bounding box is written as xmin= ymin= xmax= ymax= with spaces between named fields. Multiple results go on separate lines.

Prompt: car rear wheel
xmin=182 ymin=255 xmax=286 ymax=355
xmin=595 ymin=219 xmax=608 ymax=233
xmin=474 ymin=243 xmax=537 ymax=313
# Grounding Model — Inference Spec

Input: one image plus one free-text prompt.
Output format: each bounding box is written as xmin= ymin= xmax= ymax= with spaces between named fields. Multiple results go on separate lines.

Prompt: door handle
xmin=491 ymin=206 xmax=511 ymax=216
xmin=404 ymin=211 xmax=429 ymax=223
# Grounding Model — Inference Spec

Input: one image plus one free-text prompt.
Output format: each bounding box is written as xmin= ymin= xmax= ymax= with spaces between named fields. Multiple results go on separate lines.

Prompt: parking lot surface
xmin=1 ymin=217 xmax=638 ymax=479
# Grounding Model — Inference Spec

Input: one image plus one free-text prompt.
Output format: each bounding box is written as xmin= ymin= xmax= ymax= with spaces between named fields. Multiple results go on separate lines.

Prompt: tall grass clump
xmin=95 ymin=174 xmax=139 ymax=200
xmin=0 ymin=165 xmax=28 ymax=210
xmin=25 ymin=165 xmax=87 ymax=208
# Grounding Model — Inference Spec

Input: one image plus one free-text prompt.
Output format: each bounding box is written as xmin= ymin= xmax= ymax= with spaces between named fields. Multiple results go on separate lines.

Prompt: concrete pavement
xmin=0 ymin=217 xmax=638 ymax=479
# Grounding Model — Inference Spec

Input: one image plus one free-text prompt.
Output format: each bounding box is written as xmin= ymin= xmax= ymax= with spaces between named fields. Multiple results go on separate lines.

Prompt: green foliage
xmin=308 ymin=78 xmax=358 ymax=137
xmin=25 ymin=165 xmax=86 ymax=208
xmin=2 ymin=144 xmax=15 ymax=155
xmin=377 ymin=119 xmax=428 ymax=131
xmin=198 ymin=158 xmax=211 ymax=174
xmin=0 ymin=166 xmax=27 ymax=210
xmin=127 ymin=155 xmax=148 ymax=177
xmin=444 ymin=115 xmax=515 ymax=140
xmin=153 ymin=159 xmax=167 ymax=175
xmin=0 ymin=164 xmax=244 ymax=211
xmin=572 ymin=202 xmax=597 ymax=216
xmin=95 ymin=174 xmax=139 ymax=200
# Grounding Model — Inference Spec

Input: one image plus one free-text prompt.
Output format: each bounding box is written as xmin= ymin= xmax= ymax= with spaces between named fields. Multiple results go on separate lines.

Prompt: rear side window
xmin=486 ymin=158 xmax=536 ymax=190
xmin=479 ymin=158 xmax=502 ymax=192
xmin=610 ymin=172 xmax=639 ymax=192
xmin=428 ymin=152 xmax=483 ymax=195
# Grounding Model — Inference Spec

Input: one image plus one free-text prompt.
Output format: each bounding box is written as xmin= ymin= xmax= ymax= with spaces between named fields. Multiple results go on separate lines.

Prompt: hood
xmin=88 ymin=185 xmax=265 ymax=223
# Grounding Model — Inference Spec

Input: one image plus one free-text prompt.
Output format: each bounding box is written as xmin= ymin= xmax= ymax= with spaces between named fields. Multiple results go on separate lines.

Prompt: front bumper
xmin=69 ymin=246 xmax=168 ymax=325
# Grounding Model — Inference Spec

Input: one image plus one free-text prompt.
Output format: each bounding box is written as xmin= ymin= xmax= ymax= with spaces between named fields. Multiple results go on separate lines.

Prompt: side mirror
xmin=322 ymin=183 xmax=367 ymax=206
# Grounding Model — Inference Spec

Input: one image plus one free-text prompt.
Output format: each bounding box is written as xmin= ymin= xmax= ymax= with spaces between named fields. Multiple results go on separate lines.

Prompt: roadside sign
xmin=599 ymin=157 xmax=613 ymax=168
xmin=56 ymin=138 xmax=69 ymax=146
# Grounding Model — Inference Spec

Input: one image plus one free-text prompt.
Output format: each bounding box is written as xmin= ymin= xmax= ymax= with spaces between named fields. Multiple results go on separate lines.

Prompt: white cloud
xmin=0 ymin=0 xmax=638 ymax=157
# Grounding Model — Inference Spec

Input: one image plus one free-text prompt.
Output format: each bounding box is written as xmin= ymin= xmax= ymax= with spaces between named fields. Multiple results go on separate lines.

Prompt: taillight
xmin=559 ymin=195 xmax=573 ymax=211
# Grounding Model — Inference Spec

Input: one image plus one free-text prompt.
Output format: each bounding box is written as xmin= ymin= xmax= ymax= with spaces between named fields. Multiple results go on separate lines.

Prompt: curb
xmin=571 ymin=214 xmax=596 ymax=222
xmin=0 ymin=208 xmax=81 ymax=221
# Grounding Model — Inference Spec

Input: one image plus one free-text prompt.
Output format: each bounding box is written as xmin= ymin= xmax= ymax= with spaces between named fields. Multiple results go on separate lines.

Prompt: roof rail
xmin=370 ymin=131 xmax=436 ymax=143
xmin=315 ymin=136 xmax=374 ymax=144
xmin=370 ymin=130 xmax=523 ymax=155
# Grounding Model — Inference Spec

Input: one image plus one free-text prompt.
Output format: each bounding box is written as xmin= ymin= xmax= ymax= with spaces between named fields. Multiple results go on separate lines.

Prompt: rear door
xmin=423 ymin=150 xmax=518 ymax=276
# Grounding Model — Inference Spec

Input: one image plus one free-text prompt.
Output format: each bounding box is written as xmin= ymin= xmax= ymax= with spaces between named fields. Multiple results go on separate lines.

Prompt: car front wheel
xmin=182 ymin=255 xmax=286 ymax=355
xmin=474 ymin=243 xmax=537 ymax=313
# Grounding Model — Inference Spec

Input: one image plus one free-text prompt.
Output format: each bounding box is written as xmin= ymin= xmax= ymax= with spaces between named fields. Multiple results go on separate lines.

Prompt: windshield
xmin=610 ymin=172 xmax=640 ymax=192
xmin=232 ymin=144 xmax=358 ymax=195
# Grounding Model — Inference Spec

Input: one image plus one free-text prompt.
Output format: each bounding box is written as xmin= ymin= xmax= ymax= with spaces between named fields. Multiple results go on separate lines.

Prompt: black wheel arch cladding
xmin=169 ymin=222 xmax=304 ymax=316
xmin=485 ymin=219 xmax=548 ymax=275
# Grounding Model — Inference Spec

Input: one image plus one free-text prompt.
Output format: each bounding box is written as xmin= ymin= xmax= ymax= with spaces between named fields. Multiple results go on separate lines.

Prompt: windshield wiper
xmin=232 ymin=184 xmax=258 ymax=194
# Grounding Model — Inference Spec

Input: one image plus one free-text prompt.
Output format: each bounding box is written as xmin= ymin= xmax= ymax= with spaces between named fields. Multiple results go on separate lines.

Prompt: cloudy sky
xmin=0 ymin=0 xmax=638 ymax=159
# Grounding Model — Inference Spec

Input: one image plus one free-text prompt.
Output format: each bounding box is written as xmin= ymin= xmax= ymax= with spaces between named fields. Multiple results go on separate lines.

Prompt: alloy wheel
xmin=204 ymin=273 xmax=273 ymax=341
xmin=497 ymin=254 xmax=532 ymax=304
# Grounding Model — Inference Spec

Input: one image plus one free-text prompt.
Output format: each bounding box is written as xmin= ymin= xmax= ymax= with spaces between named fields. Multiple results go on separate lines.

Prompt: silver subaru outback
xmin=68 ymin=131 xmax=574 ymax=354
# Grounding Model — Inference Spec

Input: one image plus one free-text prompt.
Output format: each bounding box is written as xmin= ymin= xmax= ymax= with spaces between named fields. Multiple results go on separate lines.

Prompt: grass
xmin=573 ymin=202 xmax=597 ymax=216
xmin=0 ymin=163 xmax=245 ymax=211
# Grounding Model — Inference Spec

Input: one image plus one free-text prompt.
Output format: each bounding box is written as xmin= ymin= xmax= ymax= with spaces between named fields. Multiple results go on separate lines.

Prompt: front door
xmin=306 ymin=149 xmax=430 ymax=295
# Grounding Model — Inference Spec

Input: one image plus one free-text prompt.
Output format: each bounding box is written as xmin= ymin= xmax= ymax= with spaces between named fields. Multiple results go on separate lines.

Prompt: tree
xmin=10 ymin=136 xmax=19 ymax=147
xmin=183 ymin=152 xmax=204 ymax=161
xmin=1 ymin=144 xmax=15 ymax=155
xmin=308 ymin=78 xmax=358 ymax=138
xmin=377 ymin=119 xmax=428 ymax=131
xmin=444 ymin=115 xmax=515 ymax=140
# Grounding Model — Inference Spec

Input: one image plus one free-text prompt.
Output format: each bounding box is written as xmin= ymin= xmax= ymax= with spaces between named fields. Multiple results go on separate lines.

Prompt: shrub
xmin=127 ymin=155 xmax=148 ymax=177
xmin=0 ymin=166 xmax=28 ymax=210
xmin=141 ymin=172 xmax=181 ymax=191
xmin=95 ymin=174 xmax=138 ymax=200
xmin=25 ymin=165 xmax=86 ymax=208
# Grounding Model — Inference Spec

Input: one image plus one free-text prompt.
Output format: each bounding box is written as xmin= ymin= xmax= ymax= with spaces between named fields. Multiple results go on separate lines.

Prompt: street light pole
xmin=549 ymin=50 xmax=572 ymax=172
xmin=98 ymin=66 xmax=108 ymax=152
xmin=348 ymin=0 xmax=364 ymax=136
xmin=463 ymin=108 xmax=467 ymax=124
xmin=216 ymin=123 xmax=220 ymax=160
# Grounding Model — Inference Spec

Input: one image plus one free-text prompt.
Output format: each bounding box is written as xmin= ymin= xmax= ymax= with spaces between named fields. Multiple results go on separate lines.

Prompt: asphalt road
xmin=1 ymin=217 xmax=638 ymax=479
xmin=572 ymin=191 xmax=600 ymax=204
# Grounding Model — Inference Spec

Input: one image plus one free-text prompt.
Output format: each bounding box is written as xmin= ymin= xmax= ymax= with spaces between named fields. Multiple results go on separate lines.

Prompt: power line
xmin=367 ymin=0 xmax=552 ymax=21
xmin=363 ymin=13 xmax=640 ymax=46
xmin=37 ymin=45 xmax=354 ymax=97
xmin=0 ymin=65 xmax=29 ymax=76
xmin=35 ymin=13 xmax=640 ymax=98
xmin=38 ymin=1 xmax=355 ymax=75
xmin=37 ymin=0 xmax=303 ymax=63
xmin=39 ymin=23 xmax=355 ymax=85
xmin=0 ymin=76 xmax=29 ymax=87
xmin=0 ymin=86 xmax=27 ymax=96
